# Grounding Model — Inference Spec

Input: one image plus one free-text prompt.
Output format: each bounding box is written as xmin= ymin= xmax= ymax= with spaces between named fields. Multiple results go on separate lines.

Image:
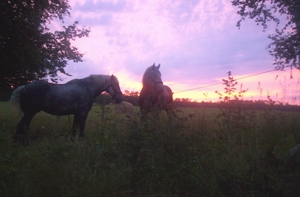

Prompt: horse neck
xmin=89 ymin=75 xmax=110 ymax=97
xmin=142 ymin=76 xmax=147 ymax=86
xmin=141 ymin=83 xmax=152 ymax=93
xmin=141 ymin=85 xmax=157 ymax=98
xmin=142 ymin=67 xmax=153 ymax=85
xmin=142 ymin=73 xmax=153 ymax=92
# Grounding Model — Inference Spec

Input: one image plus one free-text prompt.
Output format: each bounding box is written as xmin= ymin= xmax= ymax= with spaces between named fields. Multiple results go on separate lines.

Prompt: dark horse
xmin=11 ymin=74 xmax=123 ymax=146
xmin=139 ymin=63 xmax=174 ymax=119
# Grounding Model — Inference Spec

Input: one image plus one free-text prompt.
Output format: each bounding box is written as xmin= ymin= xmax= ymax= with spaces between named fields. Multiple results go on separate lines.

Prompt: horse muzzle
xmin=114 ymin=93 xmax=123 ymax=104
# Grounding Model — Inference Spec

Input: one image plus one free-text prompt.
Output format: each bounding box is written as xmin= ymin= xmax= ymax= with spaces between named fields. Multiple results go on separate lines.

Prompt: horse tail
xmin=10 ymin=85 xmax=25 ymax=116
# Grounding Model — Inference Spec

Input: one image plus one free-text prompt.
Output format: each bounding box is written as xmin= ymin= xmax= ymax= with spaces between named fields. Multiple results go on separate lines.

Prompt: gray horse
xmin=11 ymin=74 xmax=123 ymax=146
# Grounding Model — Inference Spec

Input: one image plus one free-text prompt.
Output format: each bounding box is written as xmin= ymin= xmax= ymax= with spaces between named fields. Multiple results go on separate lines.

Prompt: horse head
xmin=106 ymin=75 xmax=123 ymax=104
xmin=142 ymin=63 xmax=164 ymax=94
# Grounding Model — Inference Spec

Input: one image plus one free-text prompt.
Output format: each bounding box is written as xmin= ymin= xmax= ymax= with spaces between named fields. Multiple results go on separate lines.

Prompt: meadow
xmin=0 ymin=101 xmax=300 ymax=197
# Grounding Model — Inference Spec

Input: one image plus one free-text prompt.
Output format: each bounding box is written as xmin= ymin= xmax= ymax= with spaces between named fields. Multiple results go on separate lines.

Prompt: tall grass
xmin=0 ymin=101 xmax=300 ymax=196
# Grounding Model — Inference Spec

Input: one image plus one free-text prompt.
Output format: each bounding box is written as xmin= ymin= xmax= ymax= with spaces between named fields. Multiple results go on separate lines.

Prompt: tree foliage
xmin=0 ymin=0 xmax=90 ymax=92
xmin=231 ymin=0 xmax=300 ymax=69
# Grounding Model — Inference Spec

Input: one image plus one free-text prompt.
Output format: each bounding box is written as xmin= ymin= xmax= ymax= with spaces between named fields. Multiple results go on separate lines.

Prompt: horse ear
xmin=152 ymin=63 xmax=155 ymax=68
xmin=157 ymin=64 xmax=160 ymax=69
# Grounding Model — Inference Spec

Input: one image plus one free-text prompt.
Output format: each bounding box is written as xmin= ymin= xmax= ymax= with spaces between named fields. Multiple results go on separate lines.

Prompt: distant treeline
xmin=121 ymin=92 xmax=300 ymax=112
xmin=2 ymin=90 xmax=300 ymax=112
xmin=173 ymin=99 xmax=300 ymax=112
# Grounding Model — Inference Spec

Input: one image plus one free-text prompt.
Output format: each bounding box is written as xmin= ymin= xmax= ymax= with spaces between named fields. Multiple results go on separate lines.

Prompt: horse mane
xmin=89 ymin=74 xmax=109 ymax=86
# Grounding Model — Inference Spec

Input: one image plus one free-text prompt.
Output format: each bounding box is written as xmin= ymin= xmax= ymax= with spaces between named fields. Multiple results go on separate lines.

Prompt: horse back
xmin=163 ymin=85 xmax=173 ymax=103
xmin=43 ymin=81 xmax=96 ymax=115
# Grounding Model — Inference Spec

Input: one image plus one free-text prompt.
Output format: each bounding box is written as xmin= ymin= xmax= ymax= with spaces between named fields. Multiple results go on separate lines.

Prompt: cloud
xmin=69 ymin=0 xmax=131 ymax=27
xmin=63 ymin=57 xmax=109 ymax=80
xmin=57 ymin=0 xmax=299 ymax=103
xmin=75 ymin=0 xmax=128 ymax=12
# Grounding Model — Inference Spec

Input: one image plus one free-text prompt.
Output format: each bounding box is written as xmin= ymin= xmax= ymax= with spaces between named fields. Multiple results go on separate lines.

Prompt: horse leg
xmin=71 ymin=115 xmax=80 ymax=141
xmin=14 ymin=112 xmax=36 ymax=146
xmin=78 ymin=114 xmax=88 ymax=140
xmin=72 ymin=113 xmax=88 ymax=141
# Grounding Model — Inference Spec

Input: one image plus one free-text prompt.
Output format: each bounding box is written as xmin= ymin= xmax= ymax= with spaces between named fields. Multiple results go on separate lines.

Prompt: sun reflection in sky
xmin=117 ymin=69 xmax=300 ymax=105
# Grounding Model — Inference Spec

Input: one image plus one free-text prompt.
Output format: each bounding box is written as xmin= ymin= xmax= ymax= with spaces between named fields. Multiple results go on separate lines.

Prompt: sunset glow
xmin=113 ymin=69 xmax=300 ymax=105
xmin=52 ymin=0 xmax=300 ymax=105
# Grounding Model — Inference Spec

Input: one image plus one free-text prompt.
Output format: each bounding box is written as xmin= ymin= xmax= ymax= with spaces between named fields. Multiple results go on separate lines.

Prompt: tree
xmin=0 ymin=0 xmax=90 ymax=93
xmin=231 ymin=0 xmax=300 ymax=69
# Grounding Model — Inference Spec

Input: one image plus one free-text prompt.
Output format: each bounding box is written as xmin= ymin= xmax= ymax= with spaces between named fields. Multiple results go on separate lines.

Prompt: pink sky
xmin=52 ymin=0 xmax=300 ymax=105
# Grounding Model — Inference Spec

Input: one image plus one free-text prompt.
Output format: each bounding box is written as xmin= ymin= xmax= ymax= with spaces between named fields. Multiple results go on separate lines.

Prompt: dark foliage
xmin=0 ymin=0 xmax=90 ymax=93
xmin=231 ymin=0 xmax=300 ymax=69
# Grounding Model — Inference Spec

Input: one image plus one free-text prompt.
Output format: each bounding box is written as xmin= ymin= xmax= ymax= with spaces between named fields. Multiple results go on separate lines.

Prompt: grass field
xmin=0 ymin=101 xmax=300 ymax=196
